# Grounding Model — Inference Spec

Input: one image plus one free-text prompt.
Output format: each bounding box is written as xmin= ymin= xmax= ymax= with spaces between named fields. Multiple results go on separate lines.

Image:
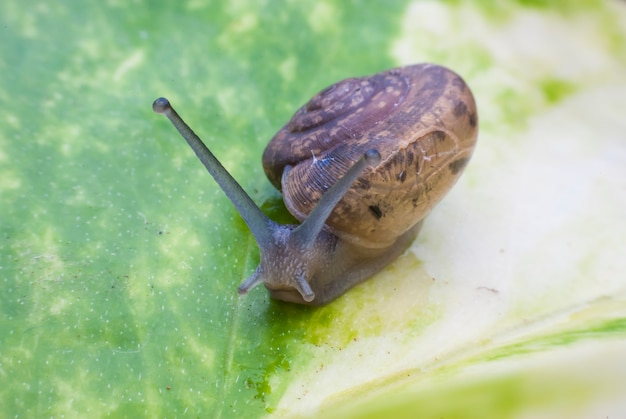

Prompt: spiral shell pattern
xmin=262 ymin=64 xmax=478 ymax=248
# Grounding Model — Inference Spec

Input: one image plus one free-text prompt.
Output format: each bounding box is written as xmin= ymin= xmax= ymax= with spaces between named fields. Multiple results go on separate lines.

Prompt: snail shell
xmin=153 ymin=63 xmax=477 ymax=305
xmin=263 ymin=63 xmax=478 ymax=249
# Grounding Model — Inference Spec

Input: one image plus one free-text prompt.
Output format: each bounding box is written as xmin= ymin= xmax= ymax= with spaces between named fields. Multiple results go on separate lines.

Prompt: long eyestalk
xmin=293 ymin=149 xmax=381 ymax=248
xmin=153 ymin=97 xmax=275 ymax=246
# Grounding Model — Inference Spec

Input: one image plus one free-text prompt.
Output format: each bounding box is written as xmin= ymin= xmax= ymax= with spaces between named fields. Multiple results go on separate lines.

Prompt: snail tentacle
xmin=237 ymin=266 xmax=265 ymax=296
xmin=294 ymin=273 xmax=315 ymax=303
xmin=153 ymin=98 xmax=275 ymax=247
xmin=294 ymin=149 xmax=381 ymax=249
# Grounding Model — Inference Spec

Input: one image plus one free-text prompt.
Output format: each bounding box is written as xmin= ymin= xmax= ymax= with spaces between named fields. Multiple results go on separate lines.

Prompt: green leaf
xmin=2 ymin=0 xmax=625 ymax=417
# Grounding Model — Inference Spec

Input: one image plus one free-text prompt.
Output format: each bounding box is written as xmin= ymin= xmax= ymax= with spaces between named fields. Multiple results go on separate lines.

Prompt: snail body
xmin=153 ymin=63 xmax=478 ymax=306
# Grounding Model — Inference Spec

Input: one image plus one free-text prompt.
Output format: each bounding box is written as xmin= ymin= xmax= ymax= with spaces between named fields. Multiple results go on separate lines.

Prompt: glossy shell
xmin=262 ymin=63 xmax=478 ymax=249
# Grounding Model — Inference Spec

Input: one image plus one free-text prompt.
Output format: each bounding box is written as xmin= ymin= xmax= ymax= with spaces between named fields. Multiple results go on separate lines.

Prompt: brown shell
xmin=262 ymin=64 xmax=478 ymax=249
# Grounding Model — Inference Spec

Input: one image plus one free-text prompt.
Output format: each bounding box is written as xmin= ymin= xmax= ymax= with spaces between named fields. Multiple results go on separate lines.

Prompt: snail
xmin=152 ymin=63 xmax=478 ymax=306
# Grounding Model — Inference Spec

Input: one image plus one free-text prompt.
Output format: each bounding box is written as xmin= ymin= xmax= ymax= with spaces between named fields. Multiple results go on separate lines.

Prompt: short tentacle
xmin=294 ymin=274 xmax=315 ymax=303
xmin=237 ymin=266 xmax=265 ymax=296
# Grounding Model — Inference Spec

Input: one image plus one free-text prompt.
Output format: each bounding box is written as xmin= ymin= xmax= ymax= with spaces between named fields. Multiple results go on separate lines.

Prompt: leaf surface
xmin=1 ymin=1 xmax=625 ymax=417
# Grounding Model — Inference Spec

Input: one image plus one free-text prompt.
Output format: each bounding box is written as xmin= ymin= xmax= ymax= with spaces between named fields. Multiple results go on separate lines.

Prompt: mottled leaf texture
xmin=1 ymin=1 xmax=626 ymax=417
